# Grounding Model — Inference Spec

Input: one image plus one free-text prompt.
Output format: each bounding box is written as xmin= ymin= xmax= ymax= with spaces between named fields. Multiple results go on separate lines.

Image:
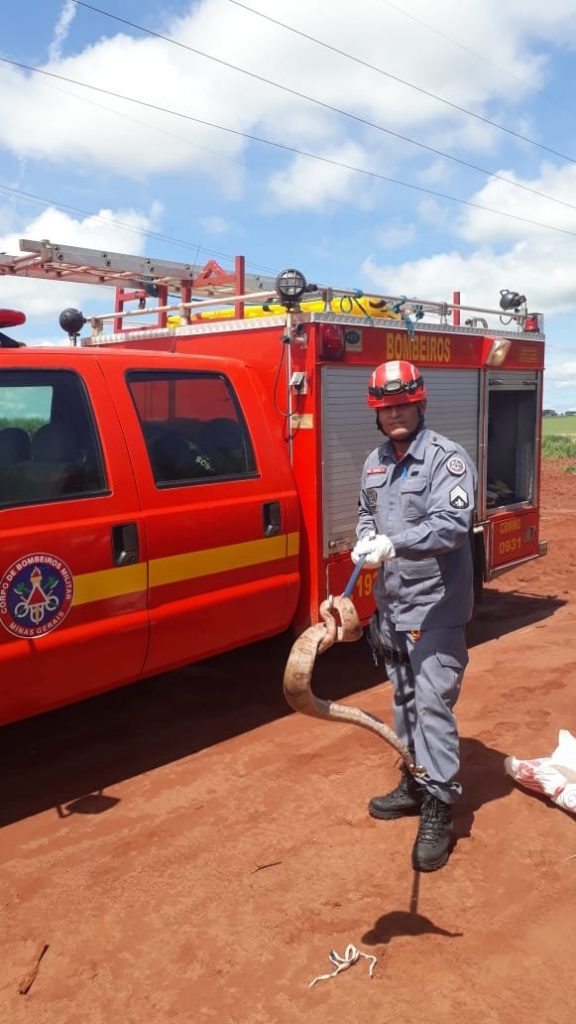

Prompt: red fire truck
xmin=0 ymin=239 xmax=546 ymax=725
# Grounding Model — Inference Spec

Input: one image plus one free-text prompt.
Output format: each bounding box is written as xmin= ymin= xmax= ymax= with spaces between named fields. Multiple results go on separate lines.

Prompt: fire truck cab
xmin=0 ymin=239 xmax=546 ymax=725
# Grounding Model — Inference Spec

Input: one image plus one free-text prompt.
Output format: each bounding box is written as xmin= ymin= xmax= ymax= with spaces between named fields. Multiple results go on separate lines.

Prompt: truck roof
xmin=0 ymin=344 xmax=251 ymax=371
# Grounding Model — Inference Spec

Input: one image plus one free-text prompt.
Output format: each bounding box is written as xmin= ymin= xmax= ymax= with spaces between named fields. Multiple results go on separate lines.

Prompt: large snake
xmin=282 ymin=594 xmax=426 ymax=778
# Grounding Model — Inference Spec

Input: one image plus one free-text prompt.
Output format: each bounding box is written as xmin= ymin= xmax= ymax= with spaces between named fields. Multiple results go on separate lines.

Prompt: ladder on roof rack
xmin=0 ymin=238 xmax=542 ymax=337
xmin=0 ymin=238 xmax=278 ymax=330
xmin=0 ymin=239 xmax=276 ymax=294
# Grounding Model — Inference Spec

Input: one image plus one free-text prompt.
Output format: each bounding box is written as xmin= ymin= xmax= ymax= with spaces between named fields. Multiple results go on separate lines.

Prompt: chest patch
xmin=367 ymin=465 xmax=387 ymax=476
xmin=449 ymin=484 xmax=469 ymax=509
xmin=447 ymin=456 xmax=466 ymax=476
xmin=366 ymin=487 xmax=379 ymax=511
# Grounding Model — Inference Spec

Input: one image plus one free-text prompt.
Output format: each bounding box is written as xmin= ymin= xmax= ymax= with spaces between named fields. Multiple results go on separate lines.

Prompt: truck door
xmin=101 ymin=356 xmax=299 ymax=675
xmin=484 ymin=369 xmax=542 ymax=570
xmin=0 ymin=355 xmax=149 ymax=725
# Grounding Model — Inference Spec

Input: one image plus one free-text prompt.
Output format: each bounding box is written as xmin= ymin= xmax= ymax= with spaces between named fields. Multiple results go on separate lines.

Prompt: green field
xmin=542 ymin=415 xmax=576 ymax=436
xmin=541 ymin=416 xmax=576 ymax=457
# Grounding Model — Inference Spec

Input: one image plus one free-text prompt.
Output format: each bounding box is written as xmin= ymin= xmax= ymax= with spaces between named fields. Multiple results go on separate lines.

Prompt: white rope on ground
xmin=308 ymin=944 xmax=377 ymax=987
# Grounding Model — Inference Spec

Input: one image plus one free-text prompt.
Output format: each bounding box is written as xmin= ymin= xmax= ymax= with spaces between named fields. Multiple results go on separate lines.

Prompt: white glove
xmin=351 ymin=530 xmax=396 ymax=567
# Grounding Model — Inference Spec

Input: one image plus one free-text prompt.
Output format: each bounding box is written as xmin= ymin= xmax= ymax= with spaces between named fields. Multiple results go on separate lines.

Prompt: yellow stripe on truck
xmin=149 ymin=532 xmax=299 ymax=588
xmin=71 ymin=531 xmax=300 ymax=606
xmin=72 ymin=563 xmax=147 ymax=607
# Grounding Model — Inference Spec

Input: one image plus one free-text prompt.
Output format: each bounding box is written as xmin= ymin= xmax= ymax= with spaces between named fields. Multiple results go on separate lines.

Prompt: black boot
xmin=412 ymin=793 xmax=454 ymax=872
xmin=369 ymin=768 xmax=424 ymax=820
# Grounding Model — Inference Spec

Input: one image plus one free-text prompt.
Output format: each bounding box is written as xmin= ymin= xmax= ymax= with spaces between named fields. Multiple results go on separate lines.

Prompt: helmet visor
xmin=368 ymin=376 xmax=424 ymax=400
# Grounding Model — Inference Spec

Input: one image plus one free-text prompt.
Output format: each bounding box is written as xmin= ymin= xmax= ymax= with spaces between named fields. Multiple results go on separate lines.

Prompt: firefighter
xmin=351 ymin=359 xmax=477 ymax=872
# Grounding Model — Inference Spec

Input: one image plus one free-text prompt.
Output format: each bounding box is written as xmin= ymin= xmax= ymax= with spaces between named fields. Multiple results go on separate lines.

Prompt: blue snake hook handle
xmin=342 ymin=552 xmax=367 ymax=598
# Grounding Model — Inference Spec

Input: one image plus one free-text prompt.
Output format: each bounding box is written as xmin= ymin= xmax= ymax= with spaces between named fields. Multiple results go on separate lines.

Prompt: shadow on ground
xmin=0 ymin=631 xmax=382 ymax=827
xmin=0 ymin=588 xmax=562 ymax=828
xmin=455 ymin=736 xmax=515 ymax=839
xmin=468 ymin=587 xmax=565 ymax=646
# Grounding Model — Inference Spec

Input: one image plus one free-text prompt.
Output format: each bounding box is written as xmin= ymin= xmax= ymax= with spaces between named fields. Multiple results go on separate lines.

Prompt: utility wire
xmin=64 ymin=2 xmax=576 ymax=215
xmin=377 ymin=0 xmax=576 ymax=116
xmin=228 ymin=0 xmax=576 ymax=166
xmin=16 ymin=75 xmax=376 ymax=221
xmin=4 ymin=55 xmax=576 ymax=239
xmin=0 ymin=184 xmax=277 ymax=273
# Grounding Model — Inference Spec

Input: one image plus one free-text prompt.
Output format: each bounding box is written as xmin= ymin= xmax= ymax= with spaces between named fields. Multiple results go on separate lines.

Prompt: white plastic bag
xmin=504 ymin=730 xmax=576 ymax=816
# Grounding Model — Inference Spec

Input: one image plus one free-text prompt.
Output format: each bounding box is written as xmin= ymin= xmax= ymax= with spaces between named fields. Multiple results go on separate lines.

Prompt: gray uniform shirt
xmin=357 ymin=427 xmax=477 ymax=630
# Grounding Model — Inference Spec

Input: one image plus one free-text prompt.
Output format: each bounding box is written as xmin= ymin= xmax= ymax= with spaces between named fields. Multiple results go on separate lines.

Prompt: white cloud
xmin=267 ymin=142 xmax=378 ymax=211
xmin=453 ymin=163 xmax=576 ymax=244
xmin=1 ymin=0 xmax=576 ymax=207
xmin=0 ymin=205 xmax=156 ymax=330
xmin=361 ymin=155 xmax=576 ymax=317
xmin=361 ymin=242 xmax=576 ymax=321
xmin=49 ymin=0 xmax=77 ymax=63
xmin=544 ymin=361 xmax=576 ymax=388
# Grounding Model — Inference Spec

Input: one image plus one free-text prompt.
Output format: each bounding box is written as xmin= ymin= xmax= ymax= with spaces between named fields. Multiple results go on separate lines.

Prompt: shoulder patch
xmin=366 ymin=487 xmax=379 ymax=510
xmin=449 ymin=484 xmax=469 ymax=509
xmin=446 ymin=455 xmax=466 ymax=476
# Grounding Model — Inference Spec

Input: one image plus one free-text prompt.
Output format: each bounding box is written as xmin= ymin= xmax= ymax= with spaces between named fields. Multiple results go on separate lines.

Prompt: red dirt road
xmin=1 ymin=461 xmax=575 ymax=1024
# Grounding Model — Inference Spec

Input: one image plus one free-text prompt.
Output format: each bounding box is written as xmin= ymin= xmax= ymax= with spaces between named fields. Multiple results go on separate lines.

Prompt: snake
xmin=282 ymin=594 xmax=426 ymax=778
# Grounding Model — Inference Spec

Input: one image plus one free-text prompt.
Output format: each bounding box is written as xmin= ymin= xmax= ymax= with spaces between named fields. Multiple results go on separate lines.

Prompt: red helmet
xmin=367 ymin=360 xmax=427 ymax=408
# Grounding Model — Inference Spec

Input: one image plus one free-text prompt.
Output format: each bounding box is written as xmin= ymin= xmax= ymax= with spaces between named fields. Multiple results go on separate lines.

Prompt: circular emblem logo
xmin=0 ymin=554 xmax=74 ymax=638
xmin=344 ymin=329 xmax=362 ymax=348
xmin=447 ymin=456 xmax=466 ymax=476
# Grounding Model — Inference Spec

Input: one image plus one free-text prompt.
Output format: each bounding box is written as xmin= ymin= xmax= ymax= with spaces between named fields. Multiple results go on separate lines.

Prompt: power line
xmin=377 ymin=0 xmax=576 ymax=116
xmin=0 ymin=184 xmax=277 ymax=273
xmin=17 ymin=75 xmax=378 ymax=221
xmin=64 ymin=2 xmax=576 ymax=215
xmin=228 ymin=0 xmax=576 ymax=166
xmin=4 ymin=55 xmax=576 ymax=239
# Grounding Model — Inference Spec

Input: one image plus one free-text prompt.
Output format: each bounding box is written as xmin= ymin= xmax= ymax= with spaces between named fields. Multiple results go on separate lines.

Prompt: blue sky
xmin=1 ymin=0 xmax=576 ymax=409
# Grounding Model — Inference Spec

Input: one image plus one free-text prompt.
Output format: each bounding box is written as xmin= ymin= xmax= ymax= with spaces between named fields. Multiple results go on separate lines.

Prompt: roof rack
xmin=0 ymin=238 xmax=280 ymax=331
xmin=0 ymin=238 xmax=543 ymax=340
xmin=0 ymin=238 xmax=276 ymax=296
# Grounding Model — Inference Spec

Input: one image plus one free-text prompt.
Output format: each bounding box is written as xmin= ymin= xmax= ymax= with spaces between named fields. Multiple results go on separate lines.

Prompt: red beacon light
xmin=0 ymin=308 xmax=26 ymax=347
xmin=319 ymin=322 xmax=345 ymax=360
xmin=0 ymin=309 xmax=26 ymax=329
xmin=524 ymin=313 xmax=542 ymax=333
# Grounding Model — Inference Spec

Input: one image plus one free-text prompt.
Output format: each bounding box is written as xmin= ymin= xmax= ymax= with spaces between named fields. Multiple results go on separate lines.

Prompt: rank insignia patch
xmin=449 ymin=484 xmax=469 ymax=509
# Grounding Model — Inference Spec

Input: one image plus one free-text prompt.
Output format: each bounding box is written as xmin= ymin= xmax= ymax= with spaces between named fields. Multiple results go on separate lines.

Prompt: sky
xmin=1 ymin=0 xmax=576 ymax=409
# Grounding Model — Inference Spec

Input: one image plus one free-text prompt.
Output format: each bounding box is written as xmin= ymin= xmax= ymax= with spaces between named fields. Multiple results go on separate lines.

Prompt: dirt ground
xmin=1 ymin=460 xmax=575 ymax=1024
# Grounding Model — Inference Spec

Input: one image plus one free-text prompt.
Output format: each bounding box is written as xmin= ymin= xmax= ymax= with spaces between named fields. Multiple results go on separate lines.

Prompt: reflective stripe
xmin=149 ymin=532 xmax=297 ymax=587
xmin=72 ymin=563 xmax=147 ymax=606
xmin=70 ymin=531 xmax=300 ymax=606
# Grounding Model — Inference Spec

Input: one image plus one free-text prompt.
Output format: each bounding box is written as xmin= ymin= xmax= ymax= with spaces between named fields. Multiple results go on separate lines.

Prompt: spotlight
xmin=499 ymin=289 xmax=526 ymax=312
xmin=275 ymin=268 xmax=307 ymax=308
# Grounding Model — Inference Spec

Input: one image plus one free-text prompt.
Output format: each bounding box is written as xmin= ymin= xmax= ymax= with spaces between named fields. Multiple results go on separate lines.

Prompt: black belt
xmin=382 ymin=645 xmax=411 ymax=667
xmin=366 ymin=616 xmax=410 ymax=667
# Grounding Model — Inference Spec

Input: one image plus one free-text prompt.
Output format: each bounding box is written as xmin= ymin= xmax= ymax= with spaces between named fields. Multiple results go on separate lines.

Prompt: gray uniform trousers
xmin=377 ymin=615 xmax=469 ymax=804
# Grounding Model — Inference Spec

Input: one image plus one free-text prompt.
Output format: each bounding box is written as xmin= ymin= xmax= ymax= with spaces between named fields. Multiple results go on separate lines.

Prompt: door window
xmin=0 ymin=370 xmax=107 ymax=507
xmin=127 ymin=371 xmax=257 ymax=486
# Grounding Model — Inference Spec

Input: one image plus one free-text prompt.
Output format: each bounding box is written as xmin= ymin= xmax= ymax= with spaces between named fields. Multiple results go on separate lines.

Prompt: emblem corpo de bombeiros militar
xmin=0 ymin=554 xmax=74 ymax=638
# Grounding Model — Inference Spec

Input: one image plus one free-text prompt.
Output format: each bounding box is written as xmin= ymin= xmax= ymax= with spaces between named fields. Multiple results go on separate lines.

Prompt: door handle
xmin=112 ymin=523 xmax=139 ymax=566
xmin=262 ymin=500 xmax=281 ymax=537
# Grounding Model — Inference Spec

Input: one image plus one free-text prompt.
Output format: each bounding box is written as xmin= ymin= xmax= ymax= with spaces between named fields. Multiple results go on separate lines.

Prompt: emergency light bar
xmin=0 ymin=309 xmax=26 ymax=328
